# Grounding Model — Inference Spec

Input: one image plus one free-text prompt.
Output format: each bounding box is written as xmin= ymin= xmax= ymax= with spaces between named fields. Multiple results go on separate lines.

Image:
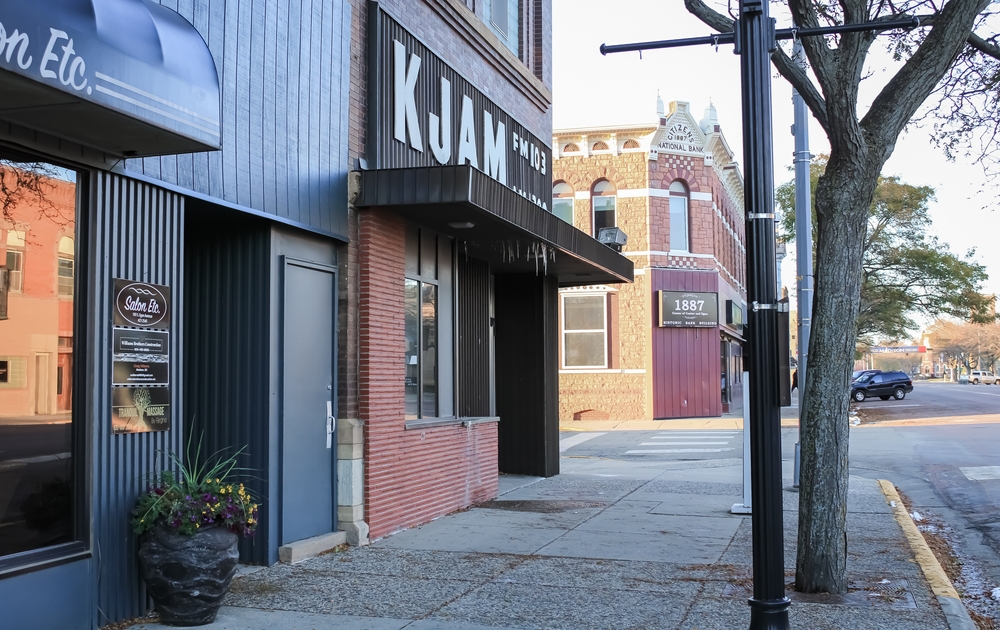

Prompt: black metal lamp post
xmin=600 ymin=5 xmax=918 ymax=629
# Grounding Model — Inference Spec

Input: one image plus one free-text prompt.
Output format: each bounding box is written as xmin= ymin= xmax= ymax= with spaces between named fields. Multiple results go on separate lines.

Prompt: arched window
xmin=552 ymin=181 xmax=574 ymax=224
xmin=592 ymin=180 xmax=616 ymax=238
xmin=58 ymin=236 xmax=74 ymax=297
xmin=5 ymin=229 xmax=25 ymax=292
xmin=563 ymin=143 xmax=580 ymax=153
xmin=669 ymin=180 xmax=690 ymax=252
xmin=622 ymin=139 xmax=641 ymax=149
xmin=592 ymin=141 xmax=609 ymax=152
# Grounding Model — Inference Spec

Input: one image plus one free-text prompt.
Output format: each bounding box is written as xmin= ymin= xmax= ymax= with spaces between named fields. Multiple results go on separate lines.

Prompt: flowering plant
xmin=132 ymin=441 xmax=258 ymax=537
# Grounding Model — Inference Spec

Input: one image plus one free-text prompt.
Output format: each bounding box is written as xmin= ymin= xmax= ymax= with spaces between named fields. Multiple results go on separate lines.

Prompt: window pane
xmin=58 ymin=258 xmax=74 ymax=297
xmin=404 ymin=279 xmax=419 ymax=419
xmin=0 ymin=159 xmax=77 ymax=558
xmin=553 ymin=198 xmax=573 ymax=224
xmin=564 ymin=295 xmax=604 ymax=330
xmin=421 ymin=283 xmax=437 ymax=418
xmin=565 ymin=332 xmax=605 ymax=367
xmin=593 ymin=196 xmax=615 ymax=235
xmin=670 ymin=196 xmax=688 ymax=251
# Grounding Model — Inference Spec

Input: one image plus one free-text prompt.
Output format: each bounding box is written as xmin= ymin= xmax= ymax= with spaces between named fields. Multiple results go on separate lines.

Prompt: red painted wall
xmin=650 ymin=269 xmax=722 ymax=418
xmin=358 ymin=208 xmax=498 ymax=540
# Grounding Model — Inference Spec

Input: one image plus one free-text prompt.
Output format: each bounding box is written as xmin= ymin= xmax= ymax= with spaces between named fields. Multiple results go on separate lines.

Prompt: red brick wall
xmin=359 ymin=208 xmax=499 ymax=540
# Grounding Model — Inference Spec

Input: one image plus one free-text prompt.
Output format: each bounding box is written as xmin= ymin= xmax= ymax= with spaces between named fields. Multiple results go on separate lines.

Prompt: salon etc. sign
xmin=0 ymin=20 xmax=92 ymax=95
xmin=374 ymin=14 xmax=551 ymax=211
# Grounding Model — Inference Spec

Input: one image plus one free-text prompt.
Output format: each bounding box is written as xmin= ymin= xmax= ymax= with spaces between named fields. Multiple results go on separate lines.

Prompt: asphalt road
xmin=559 ymin=382 xmax=1000 ymax=598
xmin=853 ymin=379 xmax=1000 ymax=423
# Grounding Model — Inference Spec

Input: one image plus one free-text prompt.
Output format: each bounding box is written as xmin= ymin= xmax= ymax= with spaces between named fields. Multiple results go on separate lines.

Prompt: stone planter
xmin=138 ymin=526 xmax=240 ymax=626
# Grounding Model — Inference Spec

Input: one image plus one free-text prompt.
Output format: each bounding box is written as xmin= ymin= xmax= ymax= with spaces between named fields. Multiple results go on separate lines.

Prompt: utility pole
xmin=600 ymin=8 xmax=918 ymax=629
xmin=791 ymin=40 xmax=813 ymax=489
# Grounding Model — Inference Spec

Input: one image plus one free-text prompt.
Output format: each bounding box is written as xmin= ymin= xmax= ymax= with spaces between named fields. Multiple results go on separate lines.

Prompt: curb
xmin=878 ymin=480 xmax=977 ymax=630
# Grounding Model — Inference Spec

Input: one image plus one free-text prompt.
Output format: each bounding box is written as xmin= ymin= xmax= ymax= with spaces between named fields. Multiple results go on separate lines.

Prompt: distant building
xmin=553 ymin=99 xmax=747 ymax=419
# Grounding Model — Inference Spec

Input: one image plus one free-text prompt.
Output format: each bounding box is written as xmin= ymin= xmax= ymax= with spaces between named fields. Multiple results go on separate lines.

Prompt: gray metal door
xmin=281 ymin=258 xmax=337 ymax=544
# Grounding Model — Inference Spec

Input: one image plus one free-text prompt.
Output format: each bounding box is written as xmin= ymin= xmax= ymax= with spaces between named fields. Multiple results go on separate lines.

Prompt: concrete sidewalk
xmin=129 ymin=454 xmax=970 ymax=630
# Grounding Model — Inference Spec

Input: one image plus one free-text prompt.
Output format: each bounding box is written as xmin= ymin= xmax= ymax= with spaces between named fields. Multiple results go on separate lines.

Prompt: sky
xmin=551 ymin=0 xmax=999 ymax=330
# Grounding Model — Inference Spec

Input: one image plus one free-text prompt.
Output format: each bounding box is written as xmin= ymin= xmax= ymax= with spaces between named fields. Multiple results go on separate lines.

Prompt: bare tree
xmin=685 ymin=0 xmax=990 ymax=594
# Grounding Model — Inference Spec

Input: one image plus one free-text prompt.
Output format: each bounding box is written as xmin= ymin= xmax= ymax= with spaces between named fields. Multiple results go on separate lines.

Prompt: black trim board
xmin=355 ymin=166 xmax=633 ymax=286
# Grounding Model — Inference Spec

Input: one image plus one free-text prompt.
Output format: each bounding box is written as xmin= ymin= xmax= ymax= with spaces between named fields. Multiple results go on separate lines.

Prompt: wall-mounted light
xmin=597 ymin=227 xmax=627 ymax=252
xmin=448 ymin=221 xmax=475 ymax=229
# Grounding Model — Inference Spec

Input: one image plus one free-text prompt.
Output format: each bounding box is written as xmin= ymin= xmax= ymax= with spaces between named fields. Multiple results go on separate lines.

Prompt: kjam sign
xmin=368 ymin=7 xmax=552 ymax=211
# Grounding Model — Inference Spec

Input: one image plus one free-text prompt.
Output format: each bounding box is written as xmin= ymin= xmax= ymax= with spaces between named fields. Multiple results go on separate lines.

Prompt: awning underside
xmin=355 ymin=166 xmax=633 ymax=286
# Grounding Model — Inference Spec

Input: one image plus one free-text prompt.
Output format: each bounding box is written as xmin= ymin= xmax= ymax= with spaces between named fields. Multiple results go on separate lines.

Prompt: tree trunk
xmin=795 ymin=151 xmax=879 ymax=594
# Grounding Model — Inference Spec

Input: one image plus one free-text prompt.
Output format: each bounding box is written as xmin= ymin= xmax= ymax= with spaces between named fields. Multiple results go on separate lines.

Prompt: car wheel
xmin=973 ymin=379 xmax=979 ymax=385
xmin=879 ymin=395 xmax=890 ymax=400
xmin=893 ymin=388 xmax=906 ymax=400
xmin=853 ymin=390 xmax=866 ymax=402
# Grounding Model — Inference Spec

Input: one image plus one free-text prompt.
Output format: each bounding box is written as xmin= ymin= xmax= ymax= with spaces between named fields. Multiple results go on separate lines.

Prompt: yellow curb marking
xmin=877 ymin=479 xmax=961 ymax=601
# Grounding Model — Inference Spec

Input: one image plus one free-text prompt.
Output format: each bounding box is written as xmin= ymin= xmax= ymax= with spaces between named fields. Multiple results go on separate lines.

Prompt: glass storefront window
xmin=0 ymin=158 xmax=78 ymax=558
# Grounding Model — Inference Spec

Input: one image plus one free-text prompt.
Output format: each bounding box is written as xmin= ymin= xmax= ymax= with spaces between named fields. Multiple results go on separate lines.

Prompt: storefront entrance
xmin=281 ymin=258 xmax=338 ymax=544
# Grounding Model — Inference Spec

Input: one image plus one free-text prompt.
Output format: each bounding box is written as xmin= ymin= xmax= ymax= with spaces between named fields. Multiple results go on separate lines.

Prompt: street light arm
xmin=685 ymin=0 xmax=831 ymax=130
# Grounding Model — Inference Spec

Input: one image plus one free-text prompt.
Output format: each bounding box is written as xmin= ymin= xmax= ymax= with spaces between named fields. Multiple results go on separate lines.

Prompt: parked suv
xmin=851 ymin=371 xmax=914 ymax=402
xmin=969 ymin=370 xmax=998 ymax=385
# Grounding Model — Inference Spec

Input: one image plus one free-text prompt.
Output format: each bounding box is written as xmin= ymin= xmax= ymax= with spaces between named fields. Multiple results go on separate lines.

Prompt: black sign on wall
xmin=112 ymin=279 xmax=171 ymax=433
xmin=368 ymin=4 xmax=553 ymax=211
xmin=113 ymin=280 xmax=171 ymax=328
xmin=658 ymin=291 xmax=719 ymax=328
xmin=112 ymin=387 xmax=171 ymax=434
xmin=0 ymin=360 xmax=8 ymax=383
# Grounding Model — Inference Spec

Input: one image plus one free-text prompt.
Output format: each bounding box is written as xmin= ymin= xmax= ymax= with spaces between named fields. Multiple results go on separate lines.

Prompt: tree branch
xmin=968 ymin=32 xmax=1000 ymax=59
xmin=862 ymin=0 xmax=991 ymax=157
xmin=772 ymin=47 xmax=831 ymax=132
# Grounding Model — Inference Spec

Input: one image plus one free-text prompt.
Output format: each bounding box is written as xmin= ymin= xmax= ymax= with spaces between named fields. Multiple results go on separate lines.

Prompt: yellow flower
xmin=215 ymin=478 xmax=220 ymax=483
xmin=196 ymin=523 xmax=200 ymax=528
xmin=205 ymin=478 xmax=211 ymax=483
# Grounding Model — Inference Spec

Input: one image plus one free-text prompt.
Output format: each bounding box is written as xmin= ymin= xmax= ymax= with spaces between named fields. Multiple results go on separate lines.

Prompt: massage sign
xmin=111 ymin=279 xmax=171 ymax=434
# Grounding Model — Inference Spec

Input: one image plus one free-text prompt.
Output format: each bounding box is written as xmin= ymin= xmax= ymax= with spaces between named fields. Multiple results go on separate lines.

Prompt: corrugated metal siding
xmin=494 ymin=274 xmax=559 ymax=477
xmin=184 ymin=206 xmax=272 ymax=566
xmin=126 ymin=0 xmax=352 ymax=239
xmin=650 ymin=269 xmax=722 ymax=419
xmin=88 ymin=173 xmax=185 ymax=625
xmin=457 ymin=257 xmax=491 ymax=417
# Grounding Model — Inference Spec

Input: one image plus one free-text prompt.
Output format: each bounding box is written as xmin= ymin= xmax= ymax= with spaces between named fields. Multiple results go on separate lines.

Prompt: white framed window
xmin=552 ymin=181 xmax=574 ymax=224
xmin=561 ymin=293 xmax=607 ymax=369
xmin=58 ymin=236 xmax=74 ymax=297
xmin=592 ymin=180 xmax=616 ymax=238
xmin=669 ymin=180 xmax=690 ymax=252
xmin=5 ymin=229 xmax=24 ymax=292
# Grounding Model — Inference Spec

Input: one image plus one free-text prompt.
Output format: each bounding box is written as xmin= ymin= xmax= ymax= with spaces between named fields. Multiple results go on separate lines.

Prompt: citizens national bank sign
xmin=367 ymin=6 xmax=552 ymax=211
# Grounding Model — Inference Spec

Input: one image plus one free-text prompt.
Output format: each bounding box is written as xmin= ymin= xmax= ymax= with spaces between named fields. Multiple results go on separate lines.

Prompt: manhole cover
xmin=721 ymin=579 xmax=915 ymax=609
xmin=478 ymin=500 xmax=607 ymax=513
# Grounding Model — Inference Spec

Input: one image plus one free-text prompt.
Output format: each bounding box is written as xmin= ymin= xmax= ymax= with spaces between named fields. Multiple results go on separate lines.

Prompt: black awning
xmin=355 ymin=166 xmax=633 ymax=286
xmin=0 ymin=0 xmax=220 ymax=156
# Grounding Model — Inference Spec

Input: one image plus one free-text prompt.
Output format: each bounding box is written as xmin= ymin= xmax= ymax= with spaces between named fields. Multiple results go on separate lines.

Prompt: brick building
xmin=0 ymin=1 xmax=631 ymax=626
xmin=552 ymin=98 xmax=747 ymax=420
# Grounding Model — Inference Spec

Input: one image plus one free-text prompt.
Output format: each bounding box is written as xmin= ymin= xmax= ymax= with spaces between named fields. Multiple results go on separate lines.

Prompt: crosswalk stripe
xmin=558 ymin=432 xmax=607 ymax=452
xmin=640 ymin=442 xmax=729 ymax=446
xmin=626 ymin=448 xmax=735 ymax=454
xmin=960 ymin=466 xmax=1000 ymax=480
xmin=655 ymin=432 xmax=738 ymax=436
xmin=648 ymin=436 xmax=735 ymax=440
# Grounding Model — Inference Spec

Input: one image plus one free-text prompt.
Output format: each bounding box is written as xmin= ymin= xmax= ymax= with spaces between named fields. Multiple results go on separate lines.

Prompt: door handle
xmin=326 ymin=400 xmax=335 ymax=449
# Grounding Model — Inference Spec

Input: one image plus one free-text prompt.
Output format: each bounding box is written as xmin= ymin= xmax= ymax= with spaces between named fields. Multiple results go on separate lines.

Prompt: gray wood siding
xmin=125 ymin=0 xmax=351 ymax=240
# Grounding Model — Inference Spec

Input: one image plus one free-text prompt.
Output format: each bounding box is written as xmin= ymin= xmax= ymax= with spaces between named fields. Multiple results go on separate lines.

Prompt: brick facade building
xmin=0 ymin=1 xmax=631 ymax=626
xmin=553 ymin=99 xmax=747 ymax=420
